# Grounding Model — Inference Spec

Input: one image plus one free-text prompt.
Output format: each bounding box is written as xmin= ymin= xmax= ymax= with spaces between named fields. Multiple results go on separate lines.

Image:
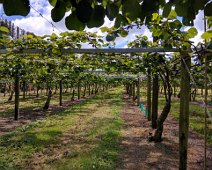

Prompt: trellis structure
xmin=0 ymin=47 xmax=210 ymax=170
xmin=0 ymin=47 xmax=192 ymax=54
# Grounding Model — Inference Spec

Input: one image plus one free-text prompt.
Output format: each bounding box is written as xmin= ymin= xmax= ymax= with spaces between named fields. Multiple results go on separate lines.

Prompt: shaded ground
xmin=116 ymin=94 xmax=212 ymax=170
xmin=0 ymin=94 xmax=96 ymax=136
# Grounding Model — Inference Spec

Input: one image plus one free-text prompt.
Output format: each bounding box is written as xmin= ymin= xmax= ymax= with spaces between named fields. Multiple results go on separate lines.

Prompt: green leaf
xmin=187 ymin=27 xmax=198 ymax=38
xmin=76 ymin=0 xmax=93 ymax=23
xmin=164 ymin=43 xmax=172 ymax=49
xmin=114 ymin=14 xmax=128 ymax=28
xmin=122 ymin=0 xmax=141 ymax=21
xmin=175 ymin=2 xmax=188 ymax=17
xmin=48 ymin=0 xmax=56 ymax=7
xmin=142 ymin=0 xmax=159 ymax=17
xmin=0 ymin=26 xmax=9 ymax=33
xmin=87 ymin=5 xmax=105 ymax=28
xmin=51 ymin=1 xmax=66 ymax=22
xmin=3 ymin=0 xmax=30 ymax=16
xmin=50 ymin=33 xmax=57 ymax=40
xmin=106 ymin=3 xmax=119 ymax=21
xmin=114 ymin=15 xmax=121 ymax=28
xmin=207 ymin=16 xmax=212 ymax=29
xmin=120 ymin=29 xmax=128 ymax=37
xmin=65 ymin=12 xmax=85 ymax=31
xmin=162 ymin=2 xmax=172 ymax=18
xmin=205 ymin=2 xmax=212 ymax=16
xmin=100 ymin=26 xmax=108 ymax=33
xmin=106 ymin=34 xmax=116 ymax=42
xmin=201 ymin=30 xmax=212 ymax=41
xmin=168 ymin=10 xmax=177 ymax=19
xmin=152 ymin=13 xmax=159 ymax=21
xmin=193 ymin=0 xmax=204 ymax=11
xmin=169 ymin=19 xmax=182 ymax=30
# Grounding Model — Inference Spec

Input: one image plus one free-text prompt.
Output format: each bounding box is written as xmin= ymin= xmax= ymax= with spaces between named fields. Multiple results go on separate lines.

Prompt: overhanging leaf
xmin=51 ymin=1 xmax=66 ymax=22
xmin=175 ymin=2 xmax=188 ymax=17
xmin=205 ymin=2 xmax=212 ymax=16
xmin=162 ymin=2 xmax=172 ymax=18
xmin=76 ymin=0 xmax=93 ymax=23
xmin=122 ymin=0 xmax=141 ymax=21
xmin=48 ymin=0 xmax=56 ymax=7
xmin=106 ymin=3 xmax=119 ymax=21
xmin=65 ymin=12 xmax=85 ymax=31
xmin=87 ymin=5 xmax=105 ymax=28
xmin=3 ymin=0 xmax=30 ymax=16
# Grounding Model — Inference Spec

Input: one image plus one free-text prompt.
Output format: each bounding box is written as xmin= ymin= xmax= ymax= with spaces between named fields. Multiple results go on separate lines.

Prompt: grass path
xmin=0 ymin=88 xmax=123 ymax=170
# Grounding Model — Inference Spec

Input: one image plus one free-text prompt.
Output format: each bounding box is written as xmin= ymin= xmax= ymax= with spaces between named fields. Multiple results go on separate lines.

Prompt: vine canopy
xmin=0 ymin=0 xmax=212 ymax=30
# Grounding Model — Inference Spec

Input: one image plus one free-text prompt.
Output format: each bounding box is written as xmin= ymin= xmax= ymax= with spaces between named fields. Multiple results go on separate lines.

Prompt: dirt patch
xmin=0 ymin=95 xmax=96 ymax=136
xmin=116 ymin=94 xmax=212 ymax=170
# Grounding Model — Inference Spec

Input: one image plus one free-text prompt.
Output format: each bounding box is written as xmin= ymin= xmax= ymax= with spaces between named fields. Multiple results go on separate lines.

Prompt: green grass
xmin=0 ymin=88 xmax=123 ymax=170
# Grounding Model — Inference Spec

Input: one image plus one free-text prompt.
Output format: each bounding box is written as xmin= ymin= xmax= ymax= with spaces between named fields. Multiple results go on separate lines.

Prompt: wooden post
xmin=204 ymin=55 xmax=208 ymax=170
xmin=179 ymin=53 xmax=191 ymax=170
xmin=204 ymin=12 xmax=208 ymax=170
xmin=151 ymin=73 xmax=159 ymax=129
xmin=88 ymin=83 xmax=91 ymax=95
xmin=59 ymin=79 xmax=62 ymax=106
xmin=147 ymin=68 xmax=152 ymax=121
xmin=23 ymin=80 xmax=26 ymax=100
xmin=132 ymin=81 xmax=135 ymax=100
xmin=137 ymin=77 xmax=140 ymax=106
xmin=14 ymin=74 xmax=20 ymax=120
xmin=78 ymin=82 xmax=80 ymax=99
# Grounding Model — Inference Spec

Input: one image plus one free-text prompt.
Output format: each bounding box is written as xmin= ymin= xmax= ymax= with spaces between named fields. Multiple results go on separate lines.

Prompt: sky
xmin=0 ymin=0 xmax=205 ymax=47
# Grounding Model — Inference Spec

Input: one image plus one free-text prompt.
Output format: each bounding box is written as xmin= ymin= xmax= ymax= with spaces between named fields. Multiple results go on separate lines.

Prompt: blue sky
xmin=0 ymin=0 xmax=205 ymax=47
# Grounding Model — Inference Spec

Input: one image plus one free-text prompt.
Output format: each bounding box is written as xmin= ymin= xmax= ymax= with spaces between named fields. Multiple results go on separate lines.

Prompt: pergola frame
xmin=0 ymin=47 xmax=205 ymax=170
xmin=0 ymin=47 xmax=192 ymax=54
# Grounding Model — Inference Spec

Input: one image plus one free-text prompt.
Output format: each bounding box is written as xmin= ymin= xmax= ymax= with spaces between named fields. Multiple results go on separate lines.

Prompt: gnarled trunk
xmin=43 ymin=88 xmax=52 ymax=110
xmin=153 ymin=101 xmax=171 ymax=142
xmin=59 ymin=80 xmax=62 ymax=106
xmin=8 ymin=91 xmax=14 ymax=101
xmin=152 ymin=74 xmax=159 ymax=129
xmin=83 ymin=83 xmax=87 ymax=97
xmin=151 ymin=65 xmax=172 ymax=142
xmin=14 ymin=75 xmax=20 ymax=120
xmin=71 ymin=87 xmax=75 ymax=101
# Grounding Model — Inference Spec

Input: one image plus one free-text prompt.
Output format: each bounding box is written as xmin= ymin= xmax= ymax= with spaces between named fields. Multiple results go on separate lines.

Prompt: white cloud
xmin=116 ymin=25 xmax=152 ymax=48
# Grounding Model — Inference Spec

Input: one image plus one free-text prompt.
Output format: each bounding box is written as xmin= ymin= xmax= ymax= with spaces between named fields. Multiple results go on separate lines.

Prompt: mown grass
xmin=139 ymin=88 xmax=212 ymax=144
xmin=0 ymin=88 xmax=123 ymax=170
xmin=170 ymin=98 xmax=212 ymax=144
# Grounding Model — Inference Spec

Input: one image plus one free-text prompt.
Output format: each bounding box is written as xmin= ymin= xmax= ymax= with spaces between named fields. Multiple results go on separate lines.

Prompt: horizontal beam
xmin=0 ymin=48 xmax=192 ymax=54
xmin=103 ymin=76 xmax=137 ymax=79
xmin=61 ymin=48 xmax=191 ymax=53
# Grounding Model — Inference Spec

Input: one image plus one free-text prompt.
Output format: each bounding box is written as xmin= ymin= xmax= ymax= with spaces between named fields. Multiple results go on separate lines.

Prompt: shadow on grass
xmin=0 ymin=129 xmax=62 ymax=149
xmin=0 ymin=129 xmax=62 ymax=170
